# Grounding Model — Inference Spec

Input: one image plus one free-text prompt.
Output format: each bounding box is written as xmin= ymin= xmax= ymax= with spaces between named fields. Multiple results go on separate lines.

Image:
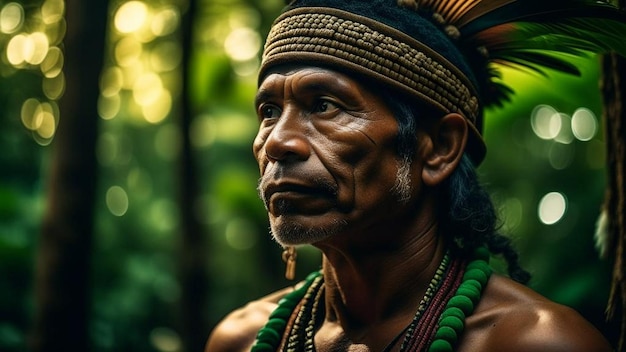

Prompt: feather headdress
xmin=261 ymin=0 xmax=626 ymax=163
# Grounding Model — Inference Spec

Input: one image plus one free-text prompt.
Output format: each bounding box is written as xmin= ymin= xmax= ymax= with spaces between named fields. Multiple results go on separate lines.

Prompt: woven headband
xmin=259 ymin=7 xmax=486 ymax=161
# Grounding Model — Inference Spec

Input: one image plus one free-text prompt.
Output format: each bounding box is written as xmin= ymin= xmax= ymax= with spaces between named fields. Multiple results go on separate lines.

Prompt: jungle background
xmin=0 ymin=0 xmax=622 ymax=351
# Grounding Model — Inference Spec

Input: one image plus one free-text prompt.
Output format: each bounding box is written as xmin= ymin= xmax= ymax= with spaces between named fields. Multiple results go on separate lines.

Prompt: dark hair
xmin=443 ymin=155 xmax=530 ymax=284
xmin=382 ymin=90 xmax=531 ymax=284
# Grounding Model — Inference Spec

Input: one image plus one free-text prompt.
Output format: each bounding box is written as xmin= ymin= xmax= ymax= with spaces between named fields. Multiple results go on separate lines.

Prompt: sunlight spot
xmin=151 ymin=7 xmax=178 ymax=37
xmin=20 ymin=99 xmax=58 ymax=143
xmin=114 ymin=1 xmax=148 ymax=34
xmin=6 ymin=33 xmax=28 ymax=65
xmin=149 ymin=199 xmax=177 ymax=232
xmin=44 ymin=18 xmax=66 ymax=46
xmin=232 ymin=57 xmax=259 ymax=77
xmin=42 ymin=72 xmax=65 ymax=100
xmin=35 ymin=106 xmax=56 ymax=139
xmin=106 ymin=186 xmax=129 ymax=217
xmin=150 ymin=327 xmax=181 ymax=352
xmin=25 ymin=32 xmax=49 ymax=65
xmin=1 ymin=3 xmax=24 ymax=34
xmin=228 ymin=7 xmax=261 ymax=29
xmin=114 ymin=37 xmax=143 ymax=67
xmin=121 ymin=62 xmax=144 ymax=89
xmin=530 ymin=104 xmax=560 ymax=140
xmin=41 ymin=0 xmax=64 ymax=24
xmin=150 ymin=41 xmax=181 ymax=72
xmin=224 ymin=27 xmax=260 ymax=61
xmin=133 ymin=72 xmax=163 ymax=106
xmin=21 ymin=98 xmax=42 ymax=130
xmin=142 ymin=89 xmax=171 ymax=124
xmin=98 ymin=93 xmax=121 ymax=120
xmin=40 ymin=46 xmax=63 ymax=77
xmin=538 ymin=192 xmax=567 ymax=225
xmin=571 ymin=107 xmax=597 ymax=142
xmin=125 ymin=97 xmax=144 ymax=123
xmin=553 ymin=113 xmax=573 ymax=144
xmin=100 ymin=66 xmax=124 ymax=97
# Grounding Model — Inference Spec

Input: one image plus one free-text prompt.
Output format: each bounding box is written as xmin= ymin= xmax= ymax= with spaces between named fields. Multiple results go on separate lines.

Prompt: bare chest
xmin=311 ymin=323 xmax=403 ymax=352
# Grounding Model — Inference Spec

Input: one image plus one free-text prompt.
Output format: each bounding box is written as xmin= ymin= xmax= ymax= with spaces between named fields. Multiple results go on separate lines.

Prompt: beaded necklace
xmin=251 ymin=247 xmax=492 ymax=352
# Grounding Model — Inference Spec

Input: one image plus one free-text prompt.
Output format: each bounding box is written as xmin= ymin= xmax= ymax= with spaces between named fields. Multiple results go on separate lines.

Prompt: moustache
xmin=257 ymin=170 xmax=338 ymax=209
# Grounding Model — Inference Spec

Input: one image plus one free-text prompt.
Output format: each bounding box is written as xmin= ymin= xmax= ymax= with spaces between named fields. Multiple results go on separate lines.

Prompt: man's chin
xmin=271 ymin=227 xmax=332 ymax=247
xmin=269 ymin=218 xmax=347 ymax=246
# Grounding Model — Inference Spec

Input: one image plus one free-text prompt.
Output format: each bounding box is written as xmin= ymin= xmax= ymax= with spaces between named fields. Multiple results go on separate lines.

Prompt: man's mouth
xmin=262 ymin=180 xmax=337 ymax=215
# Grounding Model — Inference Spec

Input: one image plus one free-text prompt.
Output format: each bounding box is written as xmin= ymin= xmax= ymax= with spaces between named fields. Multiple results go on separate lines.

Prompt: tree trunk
xmin=32 ymin=0 xmax=108 ymax=351
xmin=602 ymin=3 xmax=626 ymax=346
xmin=178 ymin=0 xmax=211 ymax=350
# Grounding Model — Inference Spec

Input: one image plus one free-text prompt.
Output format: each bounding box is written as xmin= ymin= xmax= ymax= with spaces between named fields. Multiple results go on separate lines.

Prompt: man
xmin=207 ymin=0 xmax=626 ymax=350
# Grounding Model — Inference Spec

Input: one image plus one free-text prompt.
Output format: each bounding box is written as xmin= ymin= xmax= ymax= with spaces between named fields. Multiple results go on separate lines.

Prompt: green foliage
xmin=0 ymin=69 xmax=46 ymax=351
xmin=481 ymin=58 xmax=612 ymax=332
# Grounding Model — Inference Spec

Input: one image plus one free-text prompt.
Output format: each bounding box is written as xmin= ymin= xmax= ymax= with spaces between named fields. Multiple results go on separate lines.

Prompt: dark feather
xmin=412 ymin=0 xmax=626 ymax=107
xmin=460 ymin=0 xmax=623 ymax=35
xmin=468 ymin=16 xmax=626 ymax=107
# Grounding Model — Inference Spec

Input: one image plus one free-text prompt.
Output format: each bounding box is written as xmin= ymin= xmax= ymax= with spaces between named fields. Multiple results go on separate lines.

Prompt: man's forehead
xmin=259 ymin=65 xmax=348 ymax=85
xmin=256 ymin=65 xmax=371 ymax=99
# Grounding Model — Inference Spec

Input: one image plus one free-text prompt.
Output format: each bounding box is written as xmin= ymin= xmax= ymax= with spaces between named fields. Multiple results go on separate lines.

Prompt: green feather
xmin=497 ymin=51 xmax=582 ymax=76
xmin=468 ymin=15 xmax=626 ymax=108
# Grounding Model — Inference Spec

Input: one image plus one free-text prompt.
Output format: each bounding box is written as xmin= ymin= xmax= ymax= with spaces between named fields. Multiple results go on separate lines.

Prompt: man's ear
xmin=421 ymin=113 xmax=468 ymax=186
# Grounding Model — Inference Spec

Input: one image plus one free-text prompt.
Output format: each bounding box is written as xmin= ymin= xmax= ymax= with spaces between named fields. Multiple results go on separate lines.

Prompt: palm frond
xmin=471 ymin=20 xmax=626 ymax=54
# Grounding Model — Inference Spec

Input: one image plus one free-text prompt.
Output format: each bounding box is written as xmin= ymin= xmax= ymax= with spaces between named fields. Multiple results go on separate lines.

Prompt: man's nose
xmin=263 ymin=109 xmax=311 ymax=163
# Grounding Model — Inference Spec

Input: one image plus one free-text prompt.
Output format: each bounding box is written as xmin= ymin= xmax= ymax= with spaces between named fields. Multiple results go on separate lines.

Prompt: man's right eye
xmin=259 ymin=105 xmax=281 ymax=120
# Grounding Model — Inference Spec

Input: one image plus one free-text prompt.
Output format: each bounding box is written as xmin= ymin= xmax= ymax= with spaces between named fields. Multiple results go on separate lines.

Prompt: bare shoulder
xmin=459 ymin=274 xmax=613 ymax=352
xmin=205 ymin=286 xmax=294 ymax=352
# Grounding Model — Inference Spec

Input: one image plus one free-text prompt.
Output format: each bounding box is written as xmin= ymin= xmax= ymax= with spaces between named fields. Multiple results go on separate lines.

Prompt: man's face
xmin=254 ymin=67 xmax=420 ymax=246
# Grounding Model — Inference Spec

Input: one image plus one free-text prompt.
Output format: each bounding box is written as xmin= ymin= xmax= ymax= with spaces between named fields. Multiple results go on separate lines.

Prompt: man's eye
xmin=313 ymin=100 xmax=338 ymax=113
xmin=259 ymin=105 xmax=281 ymax=119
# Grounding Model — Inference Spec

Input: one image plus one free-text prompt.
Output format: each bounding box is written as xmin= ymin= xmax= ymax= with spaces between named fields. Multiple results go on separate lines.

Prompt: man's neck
xmin=314 ymin=220 xmax=446 ymax=342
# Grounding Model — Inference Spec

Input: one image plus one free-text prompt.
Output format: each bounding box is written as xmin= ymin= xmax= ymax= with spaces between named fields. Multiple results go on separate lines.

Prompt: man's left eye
xmin=313 ymin=100 xmax=338 ymax=113
xmin=259 ymin=104 xmax=281 ymax=120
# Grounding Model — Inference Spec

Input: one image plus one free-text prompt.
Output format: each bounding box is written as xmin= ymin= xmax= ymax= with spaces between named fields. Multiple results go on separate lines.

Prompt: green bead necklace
xmin=428 ymin=247 xmax=492 ymax=352
xmin=251 ymin=247 xmax=492 ymax=352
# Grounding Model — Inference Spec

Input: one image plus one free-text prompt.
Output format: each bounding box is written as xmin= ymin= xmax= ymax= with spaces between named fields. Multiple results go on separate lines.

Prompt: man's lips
xmin=262 ymin=181 xmax=338 ymax=215
xmin=265 ymin=183 xmax=327 ymax=199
